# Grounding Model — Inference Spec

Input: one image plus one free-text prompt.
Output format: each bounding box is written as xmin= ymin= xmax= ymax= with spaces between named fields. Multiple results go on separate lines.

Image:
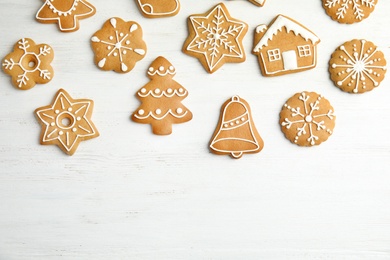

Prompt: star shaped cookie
xmin=36 ymin=0 xmax=96 ymax=32
xmin=182 ymin=3 xmax=248 ymax=73
xmin=35 ymin=89 xmax=99 ymax=155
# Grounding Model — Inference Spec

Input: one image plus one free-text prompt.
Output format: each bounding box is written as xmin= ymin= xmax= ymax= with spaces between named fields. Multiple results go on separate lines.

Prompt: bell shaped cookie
xmin=210 ymin=96 xmax=264 ymax=159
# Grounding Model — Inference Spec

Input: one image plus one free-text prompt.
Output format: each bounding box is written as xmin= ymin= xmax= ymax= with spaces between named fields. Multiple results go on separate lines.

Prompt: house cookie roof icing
xmin=253 ymin=15 xmax=320 ymax=52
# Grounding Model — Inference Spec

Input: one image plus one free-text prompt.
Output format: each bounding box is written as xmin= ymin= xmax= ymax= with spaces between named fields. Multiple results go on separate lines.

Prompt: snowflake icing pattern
xmin=325 ymin=0 xmax=376 ymax=21
xmin=331 ymin=39 xmax=387 ymax=93
xmin=281 ymin=92 xmax=335 ymax=146
xmin=2 ymin=38 xmax=53 ymax=90
xmin=186 ymin=4 xmax=247 ymax=72
xmin=91 ymin=18 xmax=146 ymax=73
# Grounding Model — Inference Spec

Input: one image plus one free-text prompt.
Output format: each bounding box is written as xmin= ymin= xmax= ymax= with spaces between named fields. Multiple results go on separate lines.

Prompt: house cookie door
xmin=282 ymin=50 xmax=298 ymax=71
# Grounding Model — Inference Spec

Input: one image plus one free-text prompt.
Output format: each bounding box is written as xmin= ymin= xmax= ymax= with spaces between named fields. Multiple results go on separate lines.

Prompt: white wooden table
xmin=1 ymin=0 xmax=390 ymax=259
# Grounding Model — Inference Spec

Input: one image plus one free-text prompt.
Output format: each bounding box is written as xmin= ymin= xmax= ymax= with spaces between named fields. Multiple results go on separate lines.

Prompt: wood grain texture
xmin=0 ymin=0 xmax=390 ymax=259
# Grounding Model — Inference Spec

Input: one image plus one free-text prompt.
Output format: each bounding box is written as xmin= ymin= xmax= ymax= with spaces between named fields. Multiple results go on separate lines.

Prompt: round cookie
xmin=329 ymin=39 xmax=387 ymax=94
xmin=209 ymin=96 xmax=264 ymax=159
xmin=322 ymin=0 xmax=378 ymax=24
xmin=2 ymin=38 xmax=54 ymax=90
xmin=280 ymin=92 xmax=335 ymax=146
xmin=91 ymin=18 xmax=147 ymax=73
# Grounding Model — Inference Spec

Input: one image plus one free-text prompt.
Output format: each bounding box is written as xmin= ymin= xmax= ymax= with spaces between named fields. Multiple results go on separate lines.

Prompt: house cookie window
xmin=267 ymin=49 xmax=281 ymax=62
xmin=298 ymin=45 xmax=311 ymax=57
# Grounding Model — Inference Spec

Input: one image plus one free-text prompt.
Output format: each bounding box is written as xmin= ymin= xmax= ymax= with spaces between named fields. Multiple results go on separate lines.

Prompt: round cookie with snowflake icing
xmin=280 ymin=92 xmax=336 ymax=146
xmin=329 ymin=39 xmax=387 ymax=94
xmin=322 ymin=0 xmax=378 ymax=24
xmin=91 ymin=17 xmax=147 ymax=73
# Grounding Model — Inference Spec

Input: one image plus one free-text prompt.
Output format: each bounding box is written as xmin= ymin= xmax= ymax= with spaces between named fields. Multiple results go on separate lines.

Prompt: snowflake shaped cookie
xmin=280 ymin=92 xmax=336 ymax=146
xmin=35 ymin=89 xmax=99 ymax=155
xmin=91 ymin=18 xmax=147 ymax=73
xmin=322 ymin=0 xmax=377 ymax=24
xmin=36 ymin=0 xmax=96 ymax=32
xmin=2 ymin=38 xmax=54 ymax=90
xmin=329 ymin=39 xmax=387 ymax=94
xmin=183 ymin=3 xmax=248 ymax=73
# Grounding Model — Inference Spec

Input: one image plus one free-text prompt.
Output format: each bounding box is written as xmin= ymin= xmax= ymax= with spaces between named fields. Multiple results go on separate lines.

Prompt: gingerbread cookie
xmin=280 ymin=92 xmax=335 ymax=146
xmin=248 ymin=0 xmax=266 ymax=6
xmin=322 ymin=0 xmax=377 ymax=24
xmin=91 ymin=18 xmax=147 ymax=73
xmin=35 ymin=89 xmax=99 ymax=155
xmin=182 ymin=3 xmax=248 ymax=74
xmin=36 ymin=0 xmax=96 ymax=32
xmin=252 ymin=15 xmax=320 ymax=77
xmin=209 ymin=96 xmax=264 ymax=159
xmin=132 ymin=56 xmax=192 ymax=135
xmin=2 ymin=38 xmax=54 ymax=90
xmin=136 ymin=0 xmax=180 ymax=18
xmin=329 ymin=39 xmax=387 ymax=94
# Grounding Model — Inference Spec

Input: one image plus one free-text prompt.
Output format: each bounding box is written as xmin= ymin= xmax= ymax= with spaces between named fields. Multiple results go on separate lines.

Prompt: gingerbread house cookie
xmin=252 ymin=15 xmax=320 ymax=77
xmin=36 ymin=0 xmax=96 ymax=32
xmin=209 ymin=96 xmax=264 ymax=159
xmin=136 ymin=0 xmax=180 ymax=18
xmin=183 ymin=3 xmax=248 ymax=74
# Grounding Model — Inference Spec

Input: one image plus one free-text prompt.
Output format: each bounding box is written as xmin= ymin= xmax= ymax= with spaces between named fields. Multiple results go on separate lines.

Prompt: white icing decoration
xmin=210 ymin=96 xmax=261 ymax=158
xmin=35 ymin=90 xmax=97 ymax=152
xmin=2 ymin=38 xmax=52 ymax=88
xmin=36 ymin=0 xmax=95 ymax=32
xmin=138 ymin=88 xmax=187 ymax=98
xmin=255 ymin=25 xmax=267 ymax=34
xmin=253 ymin=15 xmax=320 ymax=52
xmin=324 ymin=0 xmax=376 ymax=21
xmin=176 ymin=108 xmax=183 ymax=114
xmin=281 ymin=92 xmax=335 ymax=146
xmin=137 ymin=0 xmax=179 ymax=16
xmin=331 ymin=40 xmax=387 ymax=93
xmin=91 ymin=20 xmax=145 ymax=71
xmin=130 ymin=24 xmax=138 ymax=32
xmin=134 ymin=109 xmax=188 ymax=120
xmin=147 ymin=65 xmax=175 ymax=77
xmin=186 ymin=4 xmax=247 ymax=72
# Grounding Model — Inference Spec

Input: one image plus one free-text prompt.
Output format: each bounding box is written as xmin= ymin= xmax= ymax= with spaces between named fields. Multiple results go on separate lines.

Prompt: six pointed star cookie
xmin=35 ymin=89 xmax=99 ymax=155
xmin=182 ymin=3 xmax=248 ymax=73
xmin=36 ymin=0 xmax=96 ymax=32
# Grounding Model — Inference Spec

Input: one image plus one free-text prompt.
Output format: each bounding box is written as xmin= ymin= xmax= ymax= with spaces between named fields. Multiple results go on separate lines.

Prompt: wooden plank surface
xmin=0 ymin=0 xmax=390 ymax=259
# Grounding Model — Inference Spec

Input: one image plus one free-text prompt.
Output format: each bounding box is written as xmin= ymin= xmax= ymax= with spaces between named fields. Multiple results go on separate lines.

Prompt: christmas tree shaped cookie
xmin=210 ymin=96 xmax=264 ymax=159
xmin=36 ymin=0 xmax=96 ymax=32
xmin=131 ymin=57 xmax=192 ymax=135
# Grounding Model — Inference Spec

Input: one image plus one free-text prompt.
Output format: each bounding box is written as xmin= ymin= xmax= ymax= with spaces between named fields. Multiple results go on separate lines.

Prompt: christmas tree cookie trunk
xmin=131 ymin=56 xmax=192 ymax=135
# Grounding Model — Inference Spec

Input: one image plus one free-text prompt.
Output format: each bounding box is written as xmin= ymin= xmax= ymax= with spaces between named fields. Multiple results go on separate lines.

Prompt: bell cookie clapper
xmin=132 ymin=56 xmax=193 ymax=135
xmin=210 ymin=96 xmax=264 ymax=159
